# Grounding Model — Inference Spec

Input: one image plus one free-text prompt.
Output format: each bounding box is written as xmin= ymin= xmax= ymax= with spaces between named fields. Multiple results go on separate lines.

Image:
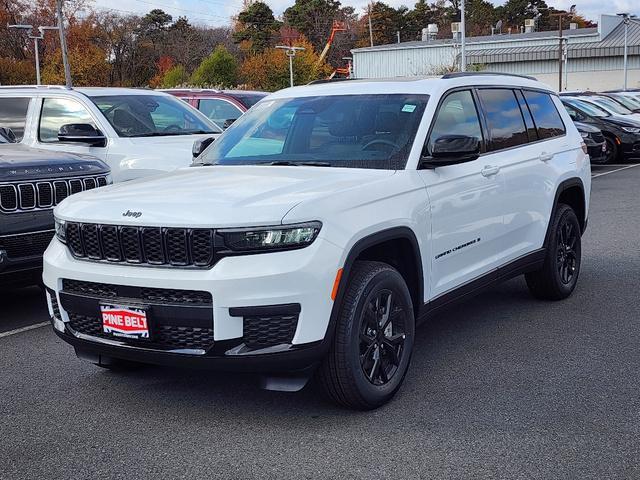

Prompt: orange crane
xmin=315 ymin=20 xmax=347 ymax=68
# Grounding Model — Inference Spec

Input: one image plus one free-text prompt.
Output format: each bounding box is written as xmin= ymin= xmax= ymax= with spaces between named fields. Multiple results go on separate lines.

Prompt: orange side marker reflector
xmin=331 ymin=268 xmax=344 ymax=301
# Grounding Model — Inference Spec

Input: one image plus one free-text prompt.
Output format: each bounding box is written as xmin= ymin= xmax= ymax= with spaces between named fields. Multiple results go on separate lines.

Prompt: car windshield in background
xmin=589 ymin=96 xmax=633 ymax=115
xmin=610 ymin=94 xmax=640 ymax=110
xmin=200 ymin=94 xmax=429 ymax=170
xmin=567 ymin=99 xmax=610 ymax=117
xmin=91 ymin=95 xmax=221 ymax=137
xmin=233 ymin=93 xmax=268 ymax=108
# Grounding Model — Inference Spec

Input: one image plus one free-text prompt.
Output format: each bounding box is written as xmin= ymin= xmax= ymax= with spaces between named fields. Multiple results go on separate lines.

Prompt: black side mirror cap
xmin=58 ymin=123 xmax=106 ymax=147
xmin=419 ymin=135 xmax=480 ymax=169
xmin=192 ymin=136 xmax=216 ymax=159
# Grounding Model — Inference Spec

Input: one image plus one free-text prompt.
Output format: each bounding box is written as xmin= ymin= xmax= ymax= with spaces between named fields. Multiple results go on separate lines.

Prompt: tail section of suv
xmin=43 ymin=74 xmax=591 ymax=409
xmin=0 ymin=140 xmax=110 ymax=288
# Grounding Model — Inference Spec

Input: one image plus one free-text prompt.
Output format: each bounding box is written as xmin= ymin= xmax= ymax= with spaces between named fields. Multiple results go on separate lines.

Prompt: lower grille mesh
xmin=243 ymin=314 xmax=298 ymax=349
xmin=0 ymin=230 xmax=54 ymax=259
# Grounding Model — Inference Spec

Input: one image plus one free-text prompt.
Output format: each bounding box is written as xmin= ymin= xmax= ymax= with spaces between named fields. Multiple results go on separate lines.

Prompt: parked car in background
xmin=0 ymin=128 xmax=110 ymax=288
xmin=0 ymin=86 xmax=221 ymax=182
xmin=561 ymin=97 xmax=640 ymax=163
xmin=561 ymin=94 xmax=640 ymax=122
xmin=574 ymin=121 xmax=607 ymax=164
xmin=162 ymin=89 xmax=268 ymax=129
xmin=561 ymin=91 xmax=640 ymax=113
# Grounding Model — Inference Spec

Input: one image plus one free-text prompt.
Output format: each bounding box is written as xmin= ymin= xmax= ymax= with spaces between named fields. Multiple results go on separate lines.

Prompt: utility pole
xmin=56 ymin=0 xmax=72 ymax=88
xmin=368 ymin=3 xmax=374 ymax=47
xmin=617 ymin=13 xmax=637 ymax=91
xmin=550 ymin=7 xmax=575 ymax=92
xmin=7 ymin=25 xmax=58 ymax=85
xmin=276 ymin=46 xmax=305 ymax=88
xmin=460 ymin=0 xmax=466 ymax=72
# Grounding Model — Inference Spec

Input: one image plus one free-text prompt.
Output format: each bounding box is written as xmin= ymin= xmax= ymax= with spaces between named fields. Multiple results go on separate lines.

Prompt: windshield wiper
xmin=263 ymin=161 xmax=332 ymax=167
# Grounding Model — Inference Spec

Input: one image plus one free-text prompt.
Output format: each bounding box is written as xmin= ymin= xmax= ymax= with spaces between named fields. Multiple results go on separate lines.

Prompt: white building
xmin=351 ymin=14 xmax=640 ymax=91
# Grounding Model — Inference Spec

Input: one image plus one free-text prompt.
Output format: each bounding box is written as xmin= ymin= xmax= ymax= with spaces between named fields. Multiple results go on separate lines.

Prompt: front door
xmin=419 ymin=89 xmax=505 ymax=299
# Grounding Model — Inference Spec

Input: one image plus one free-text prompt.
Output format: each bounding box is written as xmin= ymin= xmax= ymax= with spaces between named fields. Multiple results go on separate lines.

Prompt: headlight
xmin=580 ymin=132 xmax=590 ymax=139
xmin=219 ymin=221 xmax=322 ymax=252
xmin=54 ymin=218 xmax=66 ymax=244
xmin=622 ymin=127 xmax=640 ymax=133
xmin=105 ymin=174 xmax=113 ymax=185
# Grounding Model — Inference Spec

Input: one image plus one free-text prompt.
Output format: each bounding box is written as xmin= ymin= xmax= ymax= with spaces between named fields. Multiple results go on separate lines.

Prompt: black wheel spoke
xmin=360 ymin=333 xmax=375 ymax=346
xmin=382 ymin=340 xmax=400 ymax=365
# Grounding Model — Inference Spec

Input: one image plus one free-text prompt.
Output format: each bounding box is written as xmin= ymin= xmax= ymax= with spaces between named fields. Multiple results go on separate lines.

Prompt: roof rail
xmin=441 ymin=72 xmax=537 ymax=81
xmin=0 ymin=85 xmax=70 ymax=90
xmin=307 ymin=78 xmax=354 ymax=85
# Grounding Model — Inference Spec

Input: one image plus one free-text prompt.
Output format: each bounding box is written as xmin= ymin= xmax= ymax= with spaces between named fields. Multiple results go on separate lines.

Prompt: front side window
xmin=427 ymin=90 xmax=483 ymax=153
xmin=0 ymin=97 xmax=30 ymax=141
xmin=198 ymin=99 xmax=243 ymax=128
xmin=199 ymin=94 xmax=429 ymax=170
xmin=39 ymin=98 xmax=96 ymax=143
xmin=478 ymin=89 xmax=528 ymax=151
xmin=523 ymin=90 xmax=566 ymax=139
xmin=91 ymin=95 xmax=220 ymax=137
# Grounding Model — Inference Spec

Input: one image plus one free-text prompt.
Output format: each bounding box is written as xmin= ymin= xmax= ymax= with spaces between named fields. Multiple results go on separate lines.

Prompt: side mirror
xmin=222 ymin=118 xmax=237 ymax=129
xmin=58 ymin=123 xmax=106 ymax=147
xmin=0 ymin=127 xmax=17 ymax=143
xmin=419 ymin=135 xmax=480 ymax=169
xmin=192 ymin=136 xmax=216 ymax=159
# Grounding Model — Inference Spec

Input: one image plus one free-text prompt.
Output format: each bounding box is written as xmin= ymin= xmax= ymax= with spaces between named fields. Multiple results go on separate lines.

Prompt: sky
xmin=96 ymin=0 xmax=639 ymax=28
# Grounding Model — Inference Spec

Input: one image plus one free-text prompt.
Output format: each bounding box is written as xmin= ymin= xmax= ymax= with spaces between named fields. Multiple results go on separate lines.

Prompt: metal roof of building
xmin=466 ymin=20 xmax=640 ymax=64
xmin=353 ymin=27 xmax=599 ymax=53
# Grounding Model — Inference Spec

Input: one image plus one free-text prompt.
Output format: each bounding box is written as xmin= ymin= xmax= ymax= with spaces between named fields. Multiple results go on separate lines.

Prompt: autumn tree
xmin=191 ymin=45 xmax=238 ymax=87
xmin=233 ymin=2 xmax=280 ymax=53
xmin=162 ymin=65 xmax=188 ymax=87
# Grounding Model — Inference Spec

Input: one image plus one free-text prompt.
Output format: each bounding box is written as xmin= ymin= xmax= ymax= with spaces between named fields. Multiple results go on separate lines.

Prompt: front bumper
xmin=43 ymin=236 xmax=343 ymax=372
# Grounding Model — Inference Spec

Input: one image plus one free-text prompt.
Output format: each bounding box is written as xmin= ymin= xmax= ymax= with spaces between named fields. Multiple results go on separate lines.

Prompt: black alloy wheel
xmin=359 ymin=289 xmax=407 ymax=386
xmin=556 ymin=219 xmax=579 ymax=285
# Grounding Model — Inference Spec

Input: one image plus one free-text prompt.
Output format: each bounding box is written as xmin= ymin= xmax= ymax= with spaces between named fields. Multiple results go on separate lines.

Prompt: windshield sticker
xmin=402 ymin=104 xmax=417 ymax=113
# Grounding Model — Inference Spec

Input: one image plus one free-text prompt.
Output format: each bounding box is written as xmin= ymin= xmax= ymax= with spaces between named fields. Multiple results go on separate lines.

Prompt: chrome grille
xmin=64 ymin=223 xmax=217 ymax=268
xmin=0 ymin=175 xmax=110 ymax=213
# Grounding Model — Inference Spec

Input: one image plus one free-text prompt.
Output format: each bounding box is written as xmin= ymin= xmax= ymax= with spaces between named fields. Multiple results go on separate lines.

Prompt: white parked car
xmin=43 ymin=73 xmax=591 ymax=409
xmin=0 ymin=86 xmax=221 ymax=182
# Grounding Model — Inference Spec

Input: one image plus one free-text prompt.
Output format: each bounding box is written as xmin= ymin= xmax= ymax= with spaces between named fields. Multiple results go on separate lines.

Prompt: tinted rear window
xmin=523 ymin=90 xmax=566 ymax=139
xmin=478 ymin=89 xmax=528 ymax=151
xmin=0 ymin=97 xmax=30 ymax=141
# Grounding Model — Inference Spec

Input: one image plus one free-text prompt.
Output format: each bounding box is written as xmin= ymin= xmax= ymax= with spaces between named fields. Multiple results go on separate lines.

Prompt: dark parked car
xmin=162 ymin=89 xmax=268 ymax=130
xmin=561 ymin=97 xmax=640 ymax=164
xmin=574 ymin=121 xmax=607 ymax=164
xmin=0 ymin=131 xmax=110 ymax=288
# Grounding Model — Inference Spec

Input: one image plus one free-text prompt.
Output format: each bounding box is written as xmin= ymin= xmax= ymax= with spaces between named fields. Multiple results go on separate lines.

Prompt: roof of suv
xmin=0 ymin=86 xmax=170 ymax=97
xmin=269 ymin=74 xmax=554 ymax=100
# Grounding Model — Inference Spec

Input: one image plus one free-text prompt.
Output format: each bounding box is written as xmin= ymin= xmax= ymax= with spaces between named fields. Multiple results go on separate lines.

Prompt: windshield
xmin=588 ymin=96 xmax=633 ymax=115
xmin=566 ymin=99 xmax=609 ymax=118
xmin=610 ymin=93 xmax=640 ymax=110
xmin=92 ymin=95 xmax=221 ymax=137
xmin=233 ymin=93 xmax=268 ymax=109
xmin=199 ymin=94 xmax=429 ymax=170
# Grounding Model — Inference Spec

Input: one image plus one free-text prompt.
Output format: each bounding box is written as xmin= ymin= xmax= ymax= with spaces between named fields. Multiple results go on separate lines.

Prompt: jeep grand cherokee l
xmin=43 ymin=73 xmax=591 ymax=410
xmin=0 ymin=131 xmax=110 ymax=288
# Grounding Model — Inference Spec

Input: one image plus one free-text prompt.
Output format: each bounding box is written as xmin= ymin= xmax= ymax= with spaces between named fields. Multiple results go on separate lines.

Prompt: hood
xmin=603 ymin=115 xmax=640 ymax=128
xmin=0 ymin=144 xmax=109 ymax=182
xmin=573 ymin=121 xmax=601 ymax=134
xmin=55 ymin=165 xmax=395 ymax=227
xmin=127 ymin=133 xmax=218 ymax=149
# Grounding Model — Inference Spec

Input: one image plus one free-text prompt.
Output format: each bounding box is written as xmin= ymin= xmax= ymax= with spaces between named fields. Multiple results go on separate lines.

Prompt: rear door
xmin=419 ymin=89 xmax=505 ymax=298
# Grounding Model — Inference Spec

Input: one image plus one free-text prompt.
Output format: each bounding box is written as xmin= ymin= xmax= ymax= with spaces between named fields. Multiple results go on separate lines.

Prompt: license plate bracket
xmin=100 ymin=303 xmax=150 ymax=340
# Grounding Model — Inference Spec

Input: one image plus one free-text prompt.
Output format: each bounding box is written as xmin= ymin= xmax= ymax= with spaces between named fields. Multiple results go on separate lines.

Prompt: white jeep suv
xmin=0 ymin=86 xmax=221 ymax=182
xmin=43 ymin=74 xmax=591 ymax=409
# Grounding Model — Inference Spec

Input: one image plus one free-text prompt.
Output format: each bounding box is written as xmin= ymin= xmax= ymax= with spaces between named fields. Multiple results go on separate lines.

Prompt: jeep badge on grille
xmin=122 ymin=210 xmax=142 ymax=218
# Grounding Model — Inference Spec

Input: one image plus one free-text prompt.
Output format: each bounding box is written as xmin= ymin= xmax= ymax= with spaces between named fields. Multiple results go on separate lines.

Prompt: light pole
xmin=460 ymin=0 xmax=466 ymax=72
xmin=56 ymin=0 xmax=72 ymax=88
xmin=276 ymin=45 xmax=305 ymax=88
xmin=617 ymin=13 xmax=637 ymax=91
xmin=7 ymin=24 xmax=58 ymax=85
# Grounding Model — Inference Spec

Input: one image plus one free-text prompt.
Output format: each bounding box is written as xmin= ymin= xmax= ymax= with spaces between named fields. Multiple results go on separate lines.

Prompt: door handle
xmin=540 ymin=152 xmax=554 ymax=162
xmin=481 ymin=165 xmax=500 ymax=177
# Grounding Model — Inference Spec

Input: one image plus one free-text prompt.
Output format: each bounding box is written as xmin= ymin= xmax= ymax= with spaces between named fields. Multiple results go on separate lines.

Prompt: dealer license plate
xmin=101 ymin=304 xmax=150 ymax=340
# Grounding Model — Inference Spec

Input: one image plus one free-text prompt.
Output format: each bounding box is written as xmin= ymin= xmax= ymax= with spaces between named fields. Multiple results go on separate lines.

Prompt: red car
xmin=161 ymin=89 xmax=268 ymax=130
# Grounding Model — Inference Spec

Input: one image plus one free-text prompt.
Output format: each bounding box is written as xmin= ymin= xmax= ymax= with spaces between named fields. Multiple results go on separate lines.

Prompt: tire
xmin=525 ymin=204 xmax=582 ymax=301
xmin=600 ymin=136 xmax=618 ymax=165
xmin=318 ymin=261 xmax=415 ymax=410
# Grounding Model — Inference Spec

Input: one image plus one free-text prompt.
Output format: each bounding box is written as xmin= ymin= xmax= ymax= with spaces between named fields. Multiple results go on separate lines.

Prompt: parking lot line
xmin=0 ymin=322 xmax=49 ymax=339
xmin=592 ymin=163 xmax=640 ymax=178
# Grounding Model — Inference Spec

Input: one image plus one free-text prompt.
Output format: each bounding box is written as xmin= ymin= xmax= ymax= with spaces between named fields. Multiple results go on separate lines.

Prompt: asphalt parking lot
xmin=1 ymin=163 xmax=640 ymax=479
